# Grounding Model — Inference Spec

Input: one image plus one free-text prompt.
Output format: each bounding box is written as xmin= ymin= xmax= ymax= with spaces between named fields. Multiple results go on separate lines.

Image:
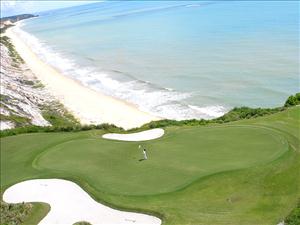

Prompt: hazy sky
xmin=1 ymin=0 xmax=99 ymax=18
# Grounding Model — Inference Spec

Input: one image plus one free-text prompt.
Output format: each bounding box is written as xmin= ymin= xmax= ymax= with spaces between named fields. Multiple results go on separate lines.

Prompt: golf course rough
xmin=1 ymin=106 xmax=300 ymax=225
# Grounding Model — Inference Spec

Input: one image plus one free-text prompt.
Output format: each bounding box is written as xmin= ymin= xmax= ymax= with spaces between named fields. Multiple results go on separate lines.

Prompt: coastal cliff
xmin=0 ymin=33 xmax=78 ymax=130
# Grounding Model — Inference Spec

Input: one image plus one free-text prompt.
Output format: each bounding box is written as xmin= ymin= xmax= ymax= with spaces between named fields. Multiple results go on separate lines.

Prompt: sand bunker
xmin=3 ymin=179 xmax=161 ymax=225
xmin=102 ymin=128 xmax=164 ymax=141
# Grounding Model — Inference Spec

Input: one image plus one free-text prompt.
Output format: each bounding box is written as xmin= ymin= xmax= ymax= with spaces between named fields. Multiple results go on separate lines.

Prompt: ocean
xmin=13 ymin=1 xmax=299 ymax=120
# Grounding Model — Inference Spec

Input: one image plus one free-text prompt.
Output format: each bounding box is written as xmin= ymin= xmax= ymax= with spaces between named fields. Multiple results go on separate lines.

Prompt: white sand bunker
xmin=3 ymin=179 xmax=161 ymax=225
xmin=102 ymin=129 xmax=164 ymax=141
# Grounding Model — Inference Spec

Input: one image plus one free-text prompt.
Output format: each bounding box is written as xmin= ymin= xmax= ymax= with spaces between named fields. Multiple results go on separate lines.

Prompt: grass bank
xmin=1 ymin=106 xmax=299 ymax=225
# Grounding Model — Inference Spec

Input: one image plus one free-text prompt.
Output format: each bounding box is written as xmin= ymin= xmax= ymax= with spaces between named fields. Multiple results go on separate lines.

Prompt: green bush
xmin=285 ymin=200 xmax=300 ymax=225
xmin=213 ymin=106 xmax=285 ymax=123
xmin=285 ymin=93 xmax=300 ymax=107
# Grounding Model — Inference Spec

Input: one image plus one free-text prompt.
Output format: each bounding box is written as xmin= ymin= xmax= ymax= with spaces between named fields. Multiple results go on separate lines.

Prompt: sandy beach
xmin=6 ymin=27 xmax=161 ymax=130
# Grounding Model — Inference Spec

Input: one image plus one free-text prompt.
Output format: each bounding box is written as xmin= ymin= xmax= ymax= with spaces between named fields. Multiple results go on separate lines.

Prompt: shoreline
xmin=5 ymin=26 xmax=161 ymax=130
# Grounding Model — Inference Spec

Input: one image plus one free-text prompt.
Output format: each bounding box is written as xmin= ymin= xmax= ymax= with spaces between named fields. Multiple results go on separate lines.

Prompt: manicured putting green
xmin=35 ymin=126 xmax=287 ymax=195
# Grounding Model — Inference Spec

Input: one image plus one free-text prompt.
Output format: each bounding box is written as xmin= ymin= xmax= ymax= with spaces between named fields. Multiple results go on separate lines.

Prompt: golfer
xmin=143 ymin=148 xmax=148 ymax=160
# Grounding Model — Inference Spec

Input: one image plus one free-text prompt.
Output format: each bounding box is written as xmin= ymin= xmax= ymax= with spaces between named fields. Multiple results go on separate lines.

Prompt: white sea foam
xmin=12 ymin=25 xmax=228 ymax=121
xmin=185 ymin=4 xmax=201 ymax=8
xmin=188 ymin=105 xmax=227 ymax=118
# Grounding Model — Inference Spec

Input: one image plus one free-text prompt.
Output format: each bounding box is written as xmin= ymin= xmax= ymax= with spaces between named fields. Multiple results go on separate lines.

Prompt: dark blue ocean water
xmin=16 ymin=1 xmax=299 ymax=119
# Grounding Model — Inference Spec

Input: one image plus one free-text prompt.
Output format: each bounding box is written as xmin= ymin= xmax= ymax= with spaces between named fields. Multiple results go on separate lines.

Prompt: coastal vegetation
xmin=285 ymin=93 xmax=300 ymax=107
xmin=0 ymin=114 xmax=31 ymax=127
xmin=41 ymin=101 xmax=80 ymax=127
xmin=73 ymin=222 xmax=92 ymax=225
xmin=1 ymin=93 xmax=298 ymax=138
xmin=285 ymin=200 xmax=300 ymax=225
xmin=0 ymin=201 xmax=33 ymax=225
xmin=139 ymin=105 xmax=286 ymax=130
xmin=0 ymin=35 xmax=24 ymax=64
xmin=1 ymin=106 xmax=299 ymax=225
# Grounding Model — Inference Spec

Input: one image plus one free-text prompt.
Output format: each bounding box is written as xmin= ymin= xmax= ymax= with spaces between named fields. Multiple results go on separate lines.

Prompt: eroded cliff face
xmin=0 ymin=41 xmax=53 ymax=129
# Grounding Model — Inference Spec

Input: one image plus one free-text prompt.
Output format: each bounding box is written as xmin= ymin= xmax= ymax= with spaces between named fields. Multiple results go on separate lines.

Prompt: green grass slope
xmin=1 ymin=107 xmax=299 ymax=225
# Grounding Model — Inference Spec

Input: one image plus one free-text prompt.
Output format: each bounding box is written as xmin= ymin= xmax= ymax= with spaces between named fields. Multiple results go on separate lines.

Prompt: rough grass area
xmin=0 ymin=201 xmax=32 ymax=225
xmin=1 ymin=107 xmax=299 ymax=225
xmin=41 ymin=101 xmax=80 ymax=127
xmin=0 ymin=113 xmax=31 ymax=127
xmin=285 ymin=200 xmax=300 ymax=225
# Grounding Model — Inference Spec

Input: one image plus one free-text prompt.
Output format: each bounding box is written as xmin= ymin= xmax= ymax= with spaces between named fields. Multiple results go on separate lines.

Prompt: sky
xmin=1 ymin=0 xmax=98 ymax=18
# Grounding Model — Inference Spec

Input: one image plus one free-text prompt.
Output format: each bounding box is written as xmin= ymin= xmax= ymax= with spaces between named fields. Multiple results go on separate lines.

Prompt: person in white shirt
xmin=143 ymin=148 xmax=148 ymax=160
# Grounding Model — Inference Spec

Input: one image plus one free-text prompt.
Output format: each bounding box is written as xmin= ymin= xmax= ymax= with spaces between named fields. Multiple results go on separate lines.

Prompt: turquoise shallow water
xmin=15 ymin=1 xmax=299 ymax=119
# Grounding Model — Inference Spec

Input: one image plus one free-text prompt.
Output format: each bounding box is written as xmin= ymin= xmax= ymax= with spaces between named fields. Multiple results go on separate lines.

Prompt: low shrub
xmin=0 ymin=123 xmax=124 ymax=138
xmin=285 ymin=199 xmax=300 ymax=225
xmin=41 ymin=102 xmax=80 ymax=127
xmin=0 ymin=201 xmax=32 ymax=225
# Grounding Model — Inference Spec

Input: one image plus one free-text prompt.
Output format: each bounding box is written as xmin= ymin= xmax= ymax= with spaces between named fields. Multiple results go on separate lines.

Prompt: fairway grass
xmin=1 ymin=107 xmax=299 ymax=225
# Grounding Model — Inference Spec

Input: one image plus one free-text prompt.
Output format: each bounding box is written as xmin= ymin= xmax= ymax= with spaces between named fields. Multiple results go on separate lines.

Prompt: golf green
xmin=35 ymin=126 xmax=287 ymax=195
xmin=1 ymin=107 xmax=299 ymax=225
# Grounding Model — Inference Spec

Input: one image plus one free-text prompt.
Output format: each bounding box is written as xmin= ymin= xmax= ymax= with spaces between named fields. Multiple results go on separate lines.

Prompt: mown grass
xmin=36 ymin=126 xmax=287 ymax=195
xmin=1 ymin=107 xmax=299 ymax=225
